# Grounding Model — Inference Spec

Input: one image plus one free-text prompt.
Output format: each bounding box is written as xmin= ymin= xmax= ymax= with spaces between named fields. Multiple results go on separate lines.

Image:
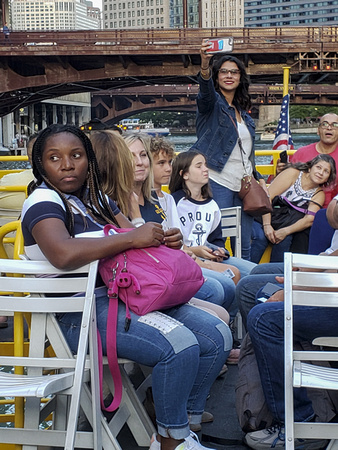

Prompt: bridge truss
xmin=0 ymin=26 xmax=337 ymax=117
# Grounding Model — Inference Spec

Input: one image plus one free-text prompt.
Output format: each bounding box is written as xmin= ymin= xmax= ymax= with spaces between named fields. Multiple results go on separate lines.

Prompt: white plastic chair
xmin=0 ymin=258 xmax=102 ymax=450
xmin=220 ymin=206 xmax=242 ymax=258
xmin=284 ymin=252 xmax=338 ymax=450
xmin=220 ymin=206 xmax=243 ymax=339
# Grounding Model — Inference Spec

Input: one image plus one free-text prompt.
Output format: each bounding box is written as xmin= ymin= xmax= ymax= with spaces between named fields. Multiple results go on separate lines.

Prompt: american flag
xmin=272 ymin=94 xmax=294 ymax=150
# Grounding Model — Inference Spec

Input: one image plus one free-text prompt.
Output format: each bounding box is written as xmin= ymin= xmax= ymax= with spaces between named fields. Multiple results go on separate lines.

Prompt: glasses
xmin=319 ymin=121 xmax=338 ymax=129
xmin=219 ymin=68 xmax=240 ymax=75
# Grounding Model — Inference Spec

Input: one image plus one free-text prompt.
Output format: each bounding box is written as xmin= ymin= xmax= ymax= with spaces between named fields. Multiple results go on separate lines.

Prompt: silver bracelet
xmin=131 ymin=218 xmax=145 ymax=227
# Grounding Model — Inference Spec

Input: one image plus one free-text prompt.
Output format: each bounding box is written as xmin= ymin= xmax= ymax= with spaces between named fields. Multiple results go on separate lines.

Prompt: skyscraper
xmin=245 ymin=0 xmax=338 ymax=27
xmin=12 ymin=0 xmax=100 ymax=31
xmin=102 ymin=0 xmax=243 ymax=28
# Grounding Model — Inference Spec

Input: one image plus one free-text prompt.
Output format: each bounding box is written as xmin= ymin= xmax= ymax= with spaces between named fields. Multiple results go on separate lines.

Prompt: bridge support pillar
xmin=2 ymin=113 xmax=13 ymax=148
xmin=29 ymin=105 xmax=35 ymax=134
xmin=257 ymin=104 xmax=282 ymax=130
xmin=52 ymin=105 xmax=57 ymax=124
xmin=62 ymin=105 xmax=67 ymax=124
xmin=42 ymin=104 xmax=47 ymax=129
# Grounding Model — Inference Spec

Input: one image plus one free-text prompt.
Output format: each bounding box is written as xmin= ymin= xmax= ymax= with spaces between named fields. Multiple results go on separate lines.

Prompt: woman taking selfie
xmin=21 ymin=124 xmax=231 ymax=450
xmin=192 ymin=39 xmax=264 ymax=261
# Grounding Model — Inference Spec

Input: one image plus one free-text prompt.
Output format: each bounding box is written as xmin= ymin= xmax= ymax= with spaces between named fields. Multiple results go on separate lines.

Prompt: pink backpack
xmin=98 ymin=224 xmax=204 ymax=411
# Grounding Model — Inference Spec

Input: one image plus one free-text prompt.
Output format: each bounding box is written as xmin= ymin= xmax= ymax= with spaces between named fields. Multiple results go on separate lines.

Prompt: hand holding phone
xmin=212 ymin=248 xmax=230 ymax=260
xmin=206 ymin=37 xmax=234 ymax=54
xmin=279 ymin=150 xmax=288 ymax=164
xmin=256 ymin=282 xmax=283 ymax=303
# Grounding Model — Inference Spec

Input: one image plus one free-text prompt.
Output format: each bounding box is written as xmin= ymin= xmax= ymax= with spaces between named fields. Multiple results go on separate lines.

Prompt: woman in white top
xmin=192 ymin=40 xmax=265 ymax=261
xmin=252 ymin=154 xmax=336 ymax=262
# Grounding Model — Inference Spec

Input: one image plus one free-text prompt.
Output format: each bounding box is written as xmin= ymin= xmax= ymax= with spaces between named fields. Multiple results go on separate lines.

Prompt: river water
xmin=167 ymin=133 xmax=318 ymax=153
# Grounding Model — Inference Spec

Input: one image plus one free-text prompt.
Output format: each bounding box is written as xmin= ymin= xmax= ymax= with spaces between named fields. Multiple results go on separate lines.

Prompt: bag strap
xmin=227 ymin=114 xmax=244 ymax=153
xmin=279 ymin=196 xmax=316 ymax=217
xmin=98 ymin=295 xmax=123 ymax=412
xmin=227 ymin=112 xmax=252 ymax=177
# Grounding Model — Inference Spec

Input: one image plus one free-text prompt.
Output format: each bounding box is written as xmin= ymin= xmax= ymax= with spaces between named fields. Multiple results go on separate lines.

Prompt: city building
xmin=201 ymin=0 xmax=243 ymax=27
xmin=1 ymin=0 xmax=98 ymax=148
xmin=12 ymin=0 xmax=100 ymax=31
xmin=245 ymin=0 xmax=338 ymax=27
xmin=102 ymin=0 xmax=243 ymax=28
xmin=102 ymin=0 xmax=170 ymax=28
xmin=0 ymin=93 xmax=92 ymax=152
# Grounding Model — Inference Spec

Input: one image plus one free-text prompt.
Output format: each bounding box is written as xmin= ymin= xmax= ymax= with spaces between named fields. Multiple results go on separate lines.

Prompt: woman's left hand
xmin=274 ymin=228 xmax=288 ymax=244
xmin=163 ymin=227 xmax=184 ymax=249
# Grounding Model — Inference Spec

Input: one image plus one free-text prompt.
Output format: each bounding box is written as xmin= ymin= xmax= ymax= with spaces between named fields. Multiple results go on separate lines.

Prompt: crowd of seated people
xmin=1 ymin=100 xmax=338 ymax=449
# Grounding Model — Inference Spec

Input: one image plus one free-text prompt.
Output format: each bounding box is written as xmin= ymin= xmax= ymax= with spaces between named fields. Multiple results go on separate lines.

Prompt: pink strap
xmin=280 ymin=196 xmax=316 ymax=217
xmin=98 ymin=296 xmax=123 ymax=412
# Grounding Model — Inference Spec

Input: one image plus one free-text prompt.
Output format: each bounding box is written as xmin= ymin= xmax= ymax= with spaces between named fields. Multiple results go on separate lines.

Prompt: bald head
xmin=320 ymin=113 xmax=338 ymax=123
xmin=317 ymin=113 xmax=338 ymax=148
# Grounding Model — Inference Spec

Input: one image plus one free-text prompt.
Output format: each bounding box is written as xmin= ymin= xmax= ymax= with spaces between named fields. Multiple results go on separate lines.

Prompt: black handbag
xmin=271 ymin=196 xmax=317 ymax=230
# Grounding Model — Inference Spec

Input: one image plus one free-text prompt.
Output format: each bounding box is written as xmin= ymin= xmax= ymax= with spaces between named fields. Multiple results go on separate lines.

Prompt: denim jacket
xmin=192 ymin=72 xmax=260 ymax=180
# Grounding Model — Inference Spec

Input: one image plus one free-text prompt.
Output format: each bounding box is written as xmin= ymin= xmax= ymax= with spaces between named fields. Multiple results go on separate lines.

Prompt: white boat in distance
xmin=119 ymin=118 xmax=170 ymax=136
xmin=260 ymin=132 xmax=275 ymax=141
xmin=260 ymin=125 xmax=276 ymax=141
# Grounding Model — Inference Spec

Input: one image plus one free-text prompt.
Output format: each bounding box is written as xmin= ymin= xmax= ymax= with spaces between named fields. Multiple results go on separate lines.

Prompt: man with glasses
xmin=278 ymin=113 xmax=338 ymax=208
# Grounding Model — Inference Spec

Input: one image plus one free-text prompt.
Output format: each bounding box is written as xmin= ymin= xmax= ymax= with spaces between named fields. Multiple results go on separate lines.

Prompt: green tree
xmin=290 ymin=105 xmax=338 ymax=120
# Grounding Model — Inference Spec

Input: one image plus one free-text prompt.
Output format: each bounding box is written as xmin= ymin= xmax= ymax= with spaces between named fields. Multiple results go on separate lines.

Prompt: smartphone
xmin=212 ymin=249 xmax=230 ymax=260
xmin=279 ymin=150 xmax=288 ymax=164
xmin=256 ymin=282 xmax=282 ymax=303
xmin=206 ymin=37 xmax=234 ymax=54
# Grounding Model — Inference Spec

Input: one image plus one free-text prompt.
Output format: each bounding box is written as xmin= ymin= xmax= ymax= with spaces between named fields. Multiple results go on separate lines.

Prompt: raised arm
xmin=196 ymin=40 xmax=217 ymax=115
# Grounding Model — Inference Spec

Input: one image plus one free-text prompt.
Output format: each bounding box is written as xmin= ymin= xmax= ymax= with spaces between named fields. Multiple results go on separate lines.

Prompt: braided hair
xmin=28 ymin=124 xmax=119 ymax=236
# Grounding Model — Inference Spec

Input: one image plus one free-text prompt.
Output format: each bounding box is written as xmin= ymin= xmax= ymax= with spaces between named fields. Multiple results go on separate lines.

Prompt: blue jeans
xmin=236 ymin=273 xmax=282 ymax=331
xmin=247 ymin=302 xmax=338 ymax=423
xmin=199 ymin=268 xmax=236 ymax=312
xmin=227 ymin=256 xmax=256 ymax=278
xmin=58 ymin=288 xmax=232 ymax=440
xmin=194 ymin=271 xmax=228 ymax=307
xmin=251 ymin=220 xmax=268 ymax=263
xmin=199 ymin=261 xmax=256 ymax=321
xmin=209 ymin=179 xmax=254 ymax=261
xmin=236 ymin=262 xmax=284 ymax=329
xmin=250 ymin=220 xmax=293 ymax=263
xmin=250 ymin=262 xmax=284 ymax=276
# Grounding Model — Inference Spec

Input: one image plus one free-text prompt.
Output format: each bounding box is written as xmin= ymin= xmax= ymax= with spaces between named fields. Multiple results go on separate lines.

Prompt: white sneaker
xmin=244 ymin=424 xmax=328 ymax=449
xmin=185 ymin=431 xmax=215 ymax=449
xmin=149 ymin=431 xmax=215 ymax=450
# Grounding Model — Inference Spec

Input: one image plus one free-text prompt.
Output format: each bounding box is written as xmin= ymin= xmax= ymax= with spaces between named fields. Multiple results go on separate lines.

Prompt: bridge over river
xmin=91 ymin=83 xmax=338 ymax=124
xmin=0 ymin=26 xmax=337 ymax=117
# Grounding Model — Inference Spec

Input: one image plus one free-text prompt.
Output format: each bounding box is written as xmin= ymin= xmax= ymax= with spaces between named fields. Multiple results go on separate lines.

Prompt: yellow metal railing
xmin=254 ymin=149 xmax=296 ymax=176
xmin=0 ymin=156 xmax=29 ymax=180
xmin=0 ymin=222 xmax=26 ymax=450
xmin=0 ymin=150 xmax=297 ymax=178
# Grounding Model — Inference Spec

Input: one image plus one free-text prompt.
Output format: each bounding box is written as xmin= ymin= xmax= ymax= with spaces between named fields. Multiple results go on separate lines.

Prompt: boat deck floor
xmin=122 ymin=363 xmax=248 ymax=450
xmin=0 ymin=318 xmax=248 ymax=449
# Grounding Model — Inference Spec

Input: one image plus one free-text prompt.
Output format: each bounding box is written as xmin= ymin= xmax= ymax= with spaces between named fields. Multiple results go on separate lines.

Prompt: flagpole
xmin=283 ymin=66 xmax=290 ymax=97
xmin=271 ymin=67 xmax=294 ymax=156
